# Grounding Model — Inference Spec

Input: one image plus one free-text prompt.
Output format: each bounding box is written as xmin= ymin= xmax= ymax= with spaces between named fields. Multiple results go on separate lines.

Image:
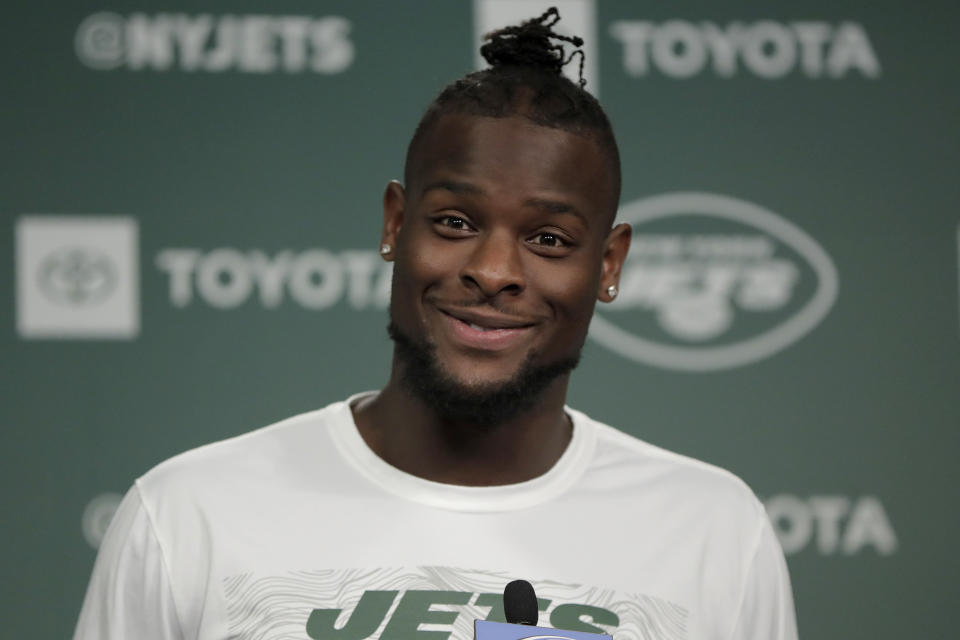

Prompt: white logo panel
xmin=82 ymin=492 xmax=124 ymax=549
xmin=764 ymin=494 xmax=898 ymax=556
xmin=16 ymin=216 xmax=139 ymax=339
xmin=75 ymin=13 xmax=355 ymax=74
xmin=589 ymin=193 xmax=838 ymax=371
xmin=609 ymin=20 xmax=880 ymax=80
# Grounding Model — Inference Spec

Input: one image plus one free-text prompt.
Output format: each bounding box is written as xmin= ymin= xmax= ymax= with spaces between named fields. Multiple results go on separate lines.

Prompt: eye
xmin=439 ymin=215 xmax=471 ymax=231
xmin=529 ymin=231 xmax=568 ymax=248
xmin=431 ymin=214 xmax=476 ymax=237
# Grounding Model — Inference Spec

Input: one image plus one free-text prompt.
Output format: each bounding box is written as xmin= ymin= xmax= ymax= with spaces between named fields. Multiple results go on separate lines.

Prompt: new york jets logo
xmin=37 ymin=246 xmax=118 ymax=306
xmin=589 ymin=192 xmax=838 ymax=371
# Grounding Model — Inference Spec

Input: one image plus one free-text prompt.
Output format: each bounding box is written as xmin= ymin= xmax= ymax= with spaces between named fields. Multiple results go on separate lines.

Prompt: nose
xmin=460 ymin=230 xmax=525 ymax=298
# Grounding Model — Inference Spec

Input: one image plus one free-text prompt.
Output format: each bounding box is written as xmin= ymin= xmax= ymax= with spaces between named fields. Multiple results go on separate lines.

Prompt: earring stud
xmin=379 ymin=244 xmax=392 ymax=255
xmin=607 ymin=284 xmax=618 ymax=299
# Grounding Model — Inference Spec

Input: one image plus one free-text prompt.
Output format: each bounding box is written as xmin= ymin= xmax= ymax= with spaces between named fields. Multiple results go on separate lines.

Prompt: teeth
xmin=468 ymin=322 xmax=491 ymax=331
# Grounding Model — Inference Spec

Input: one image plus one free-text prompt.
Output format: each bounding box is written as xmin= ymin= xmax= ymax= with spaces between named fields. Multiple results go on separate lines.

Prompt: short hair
xmin=403 ymin=7 xmax=621 ymax=213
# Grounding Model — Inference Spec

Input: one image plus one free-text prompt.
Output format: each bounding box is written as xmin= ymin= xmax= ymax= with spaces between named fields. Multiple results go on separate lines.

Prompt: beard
xmin=387 ymin=320 xmax=580 ymax=428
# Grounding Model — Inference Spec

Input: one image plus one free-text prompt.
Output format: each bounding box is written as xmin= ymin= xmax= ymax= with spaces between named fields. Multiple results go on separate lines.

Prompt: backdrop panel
xmin=2 ymin=1 xmax=958 ymax=638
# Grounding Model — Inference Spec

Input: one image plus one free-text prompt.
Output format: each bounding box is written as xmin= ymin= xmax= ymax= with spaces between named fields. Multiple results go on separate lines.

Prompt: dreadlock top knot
xmin=480 ymin=7 xmax=586 ymax=86
xmin=404 ymin=5 xmax=619 ymax=214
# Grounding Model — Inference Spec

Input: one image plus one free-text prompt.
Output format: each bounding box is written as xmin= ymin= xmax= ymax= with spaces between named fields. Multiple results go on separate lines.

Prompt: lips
xmin=438 ymin=306 xmax=537 ymax=351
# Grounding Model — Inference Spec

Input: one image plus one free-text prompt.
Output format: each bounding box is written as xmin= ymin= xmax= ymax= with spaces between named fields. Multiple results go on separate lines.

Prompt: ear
xmin=598 ymin=222 xmax=632 ymax=302
xmin=381 ymin=180 xmax=406 ymax=261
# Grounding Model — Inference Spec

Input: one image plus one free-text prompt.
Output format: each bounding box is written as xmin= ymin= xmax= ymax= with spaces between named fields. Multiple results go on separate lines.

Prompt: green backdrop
xmin=2 ymin=1 xmax=958 ymax=638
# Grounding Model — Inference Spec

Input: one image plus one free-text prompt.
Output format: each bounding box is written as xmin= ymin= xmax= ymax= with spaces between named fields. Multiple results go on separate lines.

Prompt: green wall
xmin=2 ymin=1 xmax=958 ymax=638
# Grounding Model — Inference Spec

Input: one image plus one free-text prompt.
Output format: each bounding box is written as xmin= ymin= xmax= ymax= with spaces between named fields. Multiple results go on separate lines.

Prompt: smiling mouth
xmin=437 ymin=307 xmax=537 ymax=350
xmin=439 ymin=308 xmax=536 ymax=330
xmin=452 ymin=315 xmax=533 ymax=333
xmin=463 ymin=320 xmax=497 ymax=331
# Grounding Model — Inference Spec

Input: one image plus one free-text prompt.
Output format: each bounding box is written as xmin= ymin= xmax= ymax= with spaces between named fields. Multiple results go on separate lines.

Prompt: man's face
xmin=383 ymin=113 xmax=628 ymax=402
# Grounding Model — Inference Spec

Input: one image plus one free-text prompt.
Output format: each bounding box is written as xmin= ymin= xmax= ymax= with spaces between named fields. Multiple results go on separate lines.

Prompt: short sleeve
xmin=73 ymin=484 xmax=185 ymax=640
xmin=728 ymin=514 xmax=799 ymax=640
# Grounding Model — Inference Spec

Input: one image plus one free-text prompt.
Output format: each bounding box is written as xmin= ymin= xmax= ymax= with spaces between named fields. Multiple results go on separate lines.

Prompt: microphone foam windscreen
xmin=503 ymin=579 xmax=538 ymax=625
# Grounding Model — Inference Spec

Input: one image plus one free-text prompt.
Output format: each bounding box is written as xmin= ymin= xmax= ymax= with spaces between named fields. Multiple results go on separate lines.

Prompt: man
xmin=75 ymin=9 xmax=797 ymax=640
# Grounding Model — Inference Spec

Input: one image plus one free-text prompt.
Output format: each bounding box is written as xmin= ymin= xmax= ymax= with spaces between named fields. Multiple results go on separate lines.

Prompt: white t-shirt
xmin=74 ymin=394 xmax=797 ymax=640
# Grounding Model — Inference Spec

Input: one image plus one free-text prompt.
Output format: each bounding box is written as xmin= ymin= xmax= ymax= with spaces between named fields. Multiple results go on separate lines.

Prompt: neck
xmin=352 ymin=369 xmax=573 ymax=486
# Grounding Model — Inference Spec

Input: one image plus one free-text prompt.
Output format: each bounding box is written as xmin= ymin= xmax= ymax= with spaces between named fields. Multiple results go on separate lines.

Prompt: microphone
xmin=503 ymin=579 xmax=538 ymax=626
xmin=474 ymin=579 xmax=612 ymax=640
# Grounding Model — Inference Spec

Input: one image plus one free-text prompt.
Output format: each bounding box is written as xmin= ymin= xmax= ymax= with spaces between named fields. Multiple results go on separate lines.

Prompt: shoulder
xmin=135 ymin=397 xmax=353 ymax=508
xmin=572 ymin=407 xmax=767 ymax=524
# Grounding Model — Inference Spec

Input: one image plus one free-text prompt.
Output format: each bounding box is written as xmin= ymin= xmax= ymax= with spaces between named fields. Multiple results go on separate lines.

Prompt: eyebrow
xmin=420 ymin=180 xmax=589 ymax=227
xmin=421 ymin=180 xmax=483 ymax=196
xmin=524 ymin=198 xmax=589 ymax=227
